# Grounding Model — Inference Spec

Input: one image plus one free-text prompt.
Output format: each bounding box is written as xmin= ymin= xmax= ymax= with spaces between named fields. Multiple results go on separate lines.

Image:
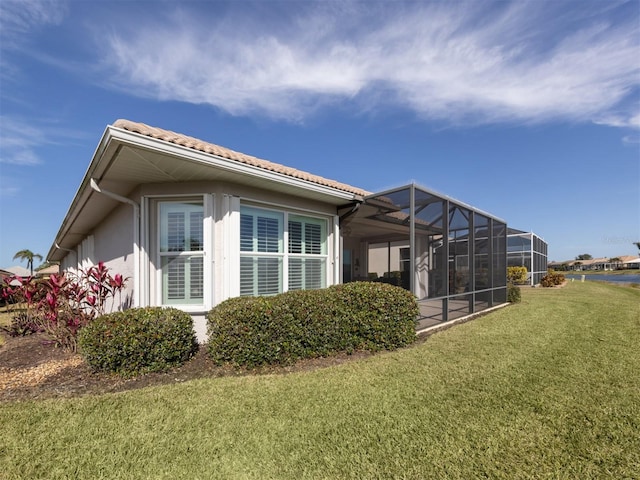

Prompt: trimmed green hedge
xmin=207 ymin=282 xmax=418 ymax=367
xmin=507 ymin=284 xmax=521 ymax=303
xmin=78 ymin=307 xmax=197 ymax=376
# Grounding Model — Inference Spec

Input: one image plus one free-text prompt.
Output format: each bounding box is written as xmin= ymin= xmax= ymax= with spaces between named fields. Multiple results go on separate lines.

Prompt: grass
xmin=1 ymin=282 xmax=639 ymax=479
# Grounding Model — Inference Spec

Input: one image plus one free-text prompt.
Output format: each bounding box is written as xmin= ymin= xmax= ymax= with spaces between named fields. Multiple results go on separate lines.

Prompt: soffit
xmin=102 ymin=143 xmax=358 ymax=203
xmin=49 ymin=126 xmax=362 ymax=261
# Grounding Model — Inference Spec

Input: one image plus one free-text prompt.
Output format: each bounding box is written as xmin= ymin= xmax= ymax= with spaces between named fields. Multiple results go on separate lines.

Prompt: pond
xmin=565 ymin=273 xmax=640 ymax=284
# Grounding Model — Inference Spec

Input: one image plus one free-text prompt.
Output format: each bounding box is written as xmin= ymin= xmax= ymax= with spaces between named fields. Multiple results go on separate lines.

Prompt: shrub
xmin=540 ymin=270 xmax=565 ymax=287
xmin=0 ymin=312 xmax=43 ymax=337
xmin=507 ymin=284 xmax=521 ymax=303
xmin=207 ymin=282 xmax=418 ymax=368
xmin=507 ymin=266 xmax=528 ymax=285
xmin=2 ymin=263 xmax=127 ymax=351
xmin=78 ymin=307 xmax=197 ymax=376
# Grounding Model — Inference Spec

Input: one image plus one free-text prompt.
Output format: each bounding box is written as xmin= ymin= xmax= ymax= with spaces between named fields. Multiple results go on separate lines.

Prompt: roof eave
xmin=107 ymin=125 xmax=362 ymax=202
xmin=48 ymin=124 xmax=362 ymax=262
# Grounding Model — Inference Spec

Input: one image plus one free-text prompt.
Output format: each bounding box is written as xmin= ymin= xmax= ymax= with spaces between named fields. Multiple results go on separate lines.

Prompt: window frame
xmin=156 ymin=197 xmax=207 ymax=308
xmin=287 ymin=214 xmax=327 ymax=291
xmin=239 ymin=204 xmax=329 ymax=296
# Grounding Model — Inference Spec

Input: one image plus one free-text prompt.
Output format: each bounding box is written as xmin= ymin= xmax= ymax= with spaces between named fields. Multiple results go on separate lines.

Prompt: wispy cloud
xmin=0 ymin=0 xmax=68 ymax=83
xmin=0 ymin=117 xmax=46 ymax=166
xmin=0 ymin=0 xmax=67 ymax=46
xmin=0 ymin=116 xmax=87 ymax=166
xmin=0 ymin=177 xmax=20 ymax=197
xmin=98 ymin=1 xmax=640 ymax=128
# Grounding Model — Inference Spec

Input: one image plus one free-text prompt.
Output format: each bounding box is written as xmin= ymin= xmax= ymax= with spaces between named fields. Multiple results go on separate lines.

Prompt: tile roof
xmin=113 ymin=119 xmax=370 ymax=197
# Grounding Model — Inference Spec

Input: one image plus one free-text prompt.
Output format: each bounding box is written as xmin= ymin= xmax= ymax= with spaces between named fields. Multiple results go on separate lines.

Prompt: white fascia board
xmin=108 ymin=126 xmax=358 ymax=203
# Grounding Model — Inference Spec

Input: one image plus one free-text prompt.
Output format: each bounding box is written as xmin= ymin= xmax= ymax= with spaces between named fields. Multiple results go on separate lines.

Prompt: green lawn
xmin=1 ymin=282 xmax=639 ymax=479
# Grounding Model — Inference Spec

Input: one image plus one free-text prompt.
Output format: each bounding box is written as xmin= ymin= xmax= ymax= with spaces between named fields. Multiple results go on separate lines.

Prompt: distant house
xmin=47 ymin=120 xmax=510 ymax=340
xmin=3 ymin=266 xmax=31 ymax=278
xmin=619 ymin=255 xmax=640 ymax=269
xmin=0 ymin=268 xmax=12 ymax=283
xmin=35 ymin=264 xmax=60 ymax=277
xmin=0 ymin=264 xmax=59 ymax=279
xmin=549 ymin=255 xmax=640 ymax=271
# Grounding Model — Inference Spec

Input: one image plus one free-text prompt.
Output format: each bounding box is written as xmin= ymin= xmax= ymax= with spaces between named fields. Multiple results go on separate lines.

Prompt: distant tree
xmin=12 ymin=249 xmax=43 ymax=276
xmin=575 ymin=254 xmax=593 ymax=260
xmin=635 ymin=242 xmax=640 ymax=253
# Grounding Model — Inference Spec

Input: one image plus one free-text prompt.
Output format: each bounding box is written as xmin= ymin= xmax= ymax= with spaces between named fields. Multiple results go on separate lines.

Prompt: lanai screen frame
xmin=507 ymin=229 xmax=548 ymax=285
xmin=360 ymin=183 xmax=507 ymax=324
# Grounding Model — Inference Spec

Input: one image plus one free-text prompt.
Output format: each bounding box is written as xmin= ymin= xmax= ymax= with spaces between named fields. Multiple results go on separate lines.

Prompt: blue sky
xmin=0 ymin=0 xmax=638 ymax=270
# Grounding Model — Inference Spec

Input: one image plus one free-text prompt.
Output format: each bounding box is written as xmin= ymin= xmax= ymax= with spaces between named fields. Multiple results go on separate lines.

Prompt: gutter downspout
xmin=90 ymin=178 xmax=140 ymax=307
xmin=54 ymin=242 xmax=78 ymax=275
xmin=55 ymin=242 xmax=76 ymax=255
xmin=338 ymin=201 xmax=361 ymax=225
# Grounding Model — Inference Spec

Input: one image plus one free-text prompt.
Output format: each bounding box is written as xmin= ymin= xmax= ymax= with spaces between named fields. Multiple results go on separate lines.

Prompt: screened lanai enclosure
xmin=339 ymin=184 xmax=507 ymax=330
xmin=507 ymin=228 xmax=548 ymax=285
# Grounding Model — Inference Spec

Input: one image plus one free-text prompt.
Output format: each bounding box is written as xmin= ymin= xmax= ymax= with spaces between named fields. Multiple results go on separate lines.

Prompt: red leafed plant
xmin=1 ymin=262 xmax=127 ymax=352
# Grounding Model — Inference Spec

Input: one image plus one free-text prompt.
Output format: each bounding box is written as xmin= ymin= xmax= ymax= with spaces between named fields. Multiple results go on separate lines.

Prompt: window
xmin=240 ymin=206 xmax=327 ymax=296
xmin=240 ymin=207 xmax=284 ymax=296
xmin=159 ymin=200 xmax=204 ymax=305
xmin=400 ymin=247 xmax=410 ymax=272
xmin=288 ymin=215 xmax=326 ymax=290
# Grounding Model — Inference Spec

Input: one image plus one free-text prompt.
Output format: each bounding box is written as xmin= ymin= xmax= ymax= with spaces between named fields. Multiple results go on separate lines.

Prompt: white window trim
xmin=239 ymin=202 xmax=332 ymax=296
xmin=223 ymin=195 xmax=241 ymax=300
xmin=151 ymin=194 xmax=214 ymax=312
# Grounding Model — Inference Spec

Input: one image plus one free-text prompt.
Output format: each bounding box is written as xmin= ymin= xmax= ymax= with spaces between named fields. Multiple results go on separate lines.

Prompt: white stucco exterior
xmin=48 ymin=120 xmax=509 ymax=343
xmin=56 ymin=177 xmax=343 ymax=342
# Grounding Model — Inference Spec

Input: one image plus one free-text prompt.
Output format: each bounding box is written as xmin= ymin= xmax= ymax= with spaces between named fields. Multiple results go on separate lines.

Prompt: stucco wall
xmin=140 ymin=180 xmax=339 ymax=309
xmin=191 ymin=314 xmax=208 ymax=342
xmin=57 ymin=180 xmax=341 ymax=342
xmin=138 ymin=180 xmax=341 ymax=343
xmin=139 ymin=180 xmax=337 ymax=216
xmin=92 ymin=202 xmax=135 ymax=310
xmin=368 ymin=240 xmax=407 ymax=277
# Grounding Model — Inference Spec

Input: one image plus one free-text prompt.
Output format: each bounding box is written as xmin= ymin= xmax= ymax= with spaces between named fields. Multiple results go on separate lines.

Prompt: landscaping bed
xmin=0 ymin=332 xmax=377 ymax=402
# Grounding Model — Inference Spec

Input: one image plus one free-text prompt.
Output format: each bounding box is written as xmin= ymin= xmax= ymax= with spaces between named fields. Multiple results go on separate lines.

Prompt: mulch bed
xmin=0 ymin=333 xmax=378 ymax=402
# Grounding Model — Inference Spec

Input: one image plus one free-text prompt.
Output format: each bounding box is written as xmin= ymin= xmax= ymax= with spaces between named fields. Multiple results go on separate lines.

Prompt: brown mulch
xmin=0 ymin=333 xmax=379 ymax=402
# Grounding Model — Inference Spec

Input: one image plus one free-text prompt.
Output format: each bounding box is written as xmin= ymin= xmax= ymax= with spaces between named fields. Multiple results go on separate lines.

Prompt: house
xmin=47 ymin=120 xmax=508 ymax=340
xmin=35 ymin=263 xmax=60 ymax=277
xmin=0 ymin=268 xmax=13 ymax=284
xmin=618 ymin=255 xmax=640 ymax=269
xmin=549 ymin=255 xmax=640 ymax=271
xmin=0 ymin=264 xmax=59 ymax=279
xmin=2 ymin=266 xmax=31 ymax=278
